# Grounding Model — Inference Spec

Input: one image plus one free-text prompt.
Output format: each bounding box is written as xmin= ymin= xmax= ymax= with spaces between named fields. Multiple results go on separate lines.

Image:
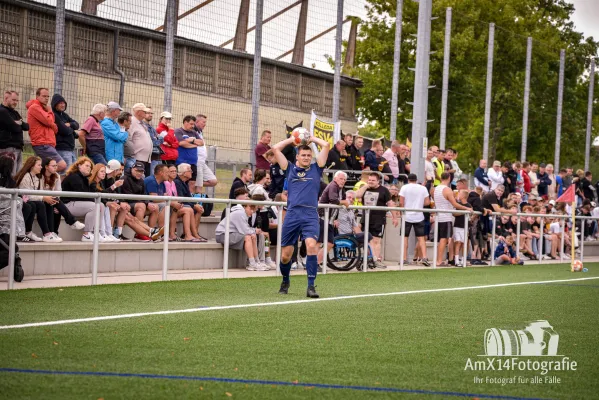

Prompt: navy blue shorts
xmin=281 ymin=208 xmax=319 ymax=247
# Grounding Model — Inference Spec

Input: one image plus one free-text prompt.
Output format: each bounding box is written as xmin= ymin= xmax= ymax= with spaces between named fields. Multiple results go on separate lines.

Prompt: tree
xmin=347 ymin=0 xmax=598 ymax=172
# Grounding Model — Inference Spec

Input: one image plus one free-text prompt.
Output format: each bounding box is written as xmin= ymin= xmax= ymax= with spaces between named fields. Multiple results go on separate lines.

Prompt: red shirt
xmin=254 ymin=142 xmax=271 ymax=170
xmin=520 ymin=169 xmax=531 ymax=193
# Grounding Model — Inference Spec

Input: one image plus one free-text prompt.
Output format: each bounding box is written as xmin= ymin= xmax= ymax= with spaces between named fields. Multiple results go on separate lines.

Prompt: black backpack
xmin=0 ymin=234 xmax=24 ymax=282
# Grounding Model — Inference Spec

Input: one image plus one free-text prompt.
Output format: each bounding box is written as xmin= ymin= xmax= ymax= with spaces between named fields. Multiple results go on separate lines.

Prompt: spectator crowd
xmin=1 ymin=88 xmax=597 ymax=271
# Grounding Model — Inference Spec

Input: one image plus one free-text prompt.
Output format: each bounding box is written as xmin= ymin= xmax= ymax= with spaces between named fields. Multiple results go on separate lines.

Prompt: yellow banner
xmin=313 ymin=118 xmax=335 ymax=149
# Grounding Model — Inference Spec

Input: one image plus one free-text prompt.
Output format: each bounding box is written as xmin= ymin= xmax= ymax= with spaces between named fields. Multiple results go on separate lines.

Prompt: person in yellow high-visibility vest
xmin=433 ymin=149 xmax=446 ymax=187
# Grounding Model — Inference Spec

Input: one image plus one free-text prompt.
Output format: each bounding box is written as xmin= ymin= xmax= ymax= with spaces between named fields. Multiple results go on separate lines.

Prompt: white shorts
xmin=195 ymin=161 xmax=217 ymax=187
xmin=453 ymin=227 xmax=465 ymax=243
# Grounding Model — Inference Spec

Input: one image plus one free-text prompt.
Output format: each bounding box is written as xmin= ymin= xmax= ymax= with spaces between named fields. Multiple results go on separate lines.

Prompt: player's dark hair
xmin=154 ymin=163 xmax=168 ymax=176
xmin=254 ymin=169 xmax=268 ymax=182
xmin=297 ymin=145 xmax=311 ymax=153
xmin=251 ymin=194 xmax=266 ymax=202
xmin=233 ymin=187 xmax=248 ymax=198
xmin=441 ymin=172 xmax=450 ymax=181
xmin=368 ymin=172 xmax=380 ymax=181
xmin=240 ymin=168 xmax=251 ymax=177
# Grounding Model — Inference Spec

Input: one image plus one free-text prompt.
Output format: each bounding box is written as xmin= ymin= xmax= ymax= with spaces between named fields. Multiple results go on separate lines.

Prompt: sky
xmin=33 ymin=0 xmax=599 ymax=72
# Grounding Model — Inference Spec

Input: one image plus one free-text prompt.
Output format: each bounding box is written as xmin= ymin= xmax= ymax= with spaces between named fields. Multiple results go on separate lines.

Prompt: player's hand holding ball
xmin=290 ymin=127 xmax=311 ymax=146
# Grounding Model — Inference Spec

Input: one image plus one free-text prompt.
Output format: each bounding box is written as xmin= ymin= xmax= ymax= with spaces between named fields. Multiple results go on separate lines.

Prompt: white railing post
xmin=322 ymin=207 xmax=329 ymax=275
xmin=433 ymin=215 xmax=438 ymax=269
xmin=463 ymin=211 xmax=469 ymax=267
xmin=362 ymin=209 xmax=370 ymax=273
xmin=560 ymin=218 xmax=565 ymax=262
xmin=7 ymin=194 xmax=17 ymax=290
xmin=223 ymin=202 xmax=231 ymax=278
xmin=91 ymin=196 xmax=101 ymax=285
xmin=399 ymin=211 xmax=405 ymax=271
xmin=162 ymin=199 xmax=171 ymax=281
xmin=538 ymin=217 xmax=544 ymax=264
xmin=276 ymin=205 xmax=283 ymax=276
xmin=580 ymin=219 xmax=585 ymax=262
xmin=516 ymin=215 xmax=521 ymax=257
xmin=491 ymin=214 xmax=496 ymax=266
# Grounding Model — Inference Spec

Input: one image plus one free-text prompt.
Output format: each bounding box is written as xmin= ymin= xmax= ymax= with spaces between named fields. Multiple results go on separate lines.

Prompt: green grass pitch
xmin=0 ymin=264 xmax=598 ymax=399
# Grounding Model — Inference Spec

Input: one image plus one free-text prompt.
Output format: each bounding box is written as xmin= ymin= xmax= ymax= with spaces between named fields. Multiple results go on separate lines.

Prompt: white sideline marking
xmin=1 ymin=276 xmax=598 ymax=330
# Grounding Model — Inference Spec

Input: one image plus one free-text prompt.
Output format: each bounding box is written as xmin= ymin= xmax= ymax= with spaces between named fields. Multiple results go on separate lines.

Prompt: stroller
xmin=0 ymin=195 xmax=25 ymax=282
xmin=0 ymin=233 xmax=24 ymax=282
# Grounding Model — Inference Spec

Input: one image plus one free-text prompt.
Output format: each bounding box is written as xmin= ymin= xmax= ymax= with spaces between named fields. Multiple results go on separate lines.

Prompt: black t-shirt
xmin=454 ymin=201 xmax=472 ymax=228
xmin=482 ymin=191 xmax=501 ymax=211
xmin=361 ymin=185 xmax=391 ymax=223
xmin=582 ymin=179 xmax=597 ymax=201
xmin=443 ymin=159 xmax=453 ymax=182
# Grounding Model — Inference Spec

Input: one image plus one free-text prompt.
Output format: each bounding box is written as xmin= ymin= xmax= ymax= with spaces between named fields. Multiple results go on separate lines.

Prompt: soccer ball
xmin=571 ymin=259 xmax=583 ymax=272
xmin=291 ymin=127 xmax=310 ymax=146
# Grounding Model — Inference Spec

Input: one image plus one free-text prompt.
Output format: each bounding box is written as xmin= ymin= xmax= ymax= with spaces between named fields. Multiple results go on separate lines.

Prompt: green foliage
xmin=349 ymin=0 xmax=598 ymax=173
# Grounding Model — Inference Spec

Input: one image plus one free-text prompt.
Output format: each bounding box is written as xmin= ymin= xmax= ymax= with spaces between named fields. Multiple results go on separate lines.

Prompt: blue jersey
xmin=285 ymin=162 xmax=324 ymax=210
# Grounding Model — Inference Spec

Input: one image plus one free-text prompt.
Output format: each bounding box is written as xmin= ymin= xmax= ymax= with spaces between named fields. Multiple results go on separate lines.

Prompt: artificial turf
xmin=0 ymin=264 xmax=598 ymax=399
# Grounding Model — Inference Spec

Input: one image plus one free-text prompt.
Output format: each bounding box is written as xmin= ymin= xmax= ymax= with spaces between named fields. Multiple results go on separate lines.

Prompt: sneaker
xmin=374 ymin=260 xmax=387 ymax=269
xmin=81 ymin=233 xmax=94 ymax=242
xmin=265 ymin=258 xmax=277 ymax=269
xmin=70 ymin=221 xmax=85 ymax=230
xmin=25 ymin=232 xmax=42 ymax=242
xmin=421 ymin=258 xmax=431 ymax=267
xmin=98 ymin=234 xmax=109 ymax=243
xmin=290 ymin=262 xmax=298 ymax=270
xmin=246 ymin=264 xmax=258 ymax=271
xmin=279 ymin=281 xmax=290 ymax=294
xmin=116 ymin=234 xmax=131 ymax=241
xmin=403 ymin=260 xmax=412 ymax=265
xmin=42 ymin=233 xmax=62 ymax=243
xmin=107 ymin=234 xmax=120 ymax=242
xmin=520 ymin=254 xmax=530 ymax=261
xmin=150 ymin=227 xmax=165 ymax=241
xmin=306 ymin=286 xmax=320 ymax=298
xmin=133 ymin=234 xmax=151 ymax=242
xmin=255 ymin=262 xmax=269 ymax=271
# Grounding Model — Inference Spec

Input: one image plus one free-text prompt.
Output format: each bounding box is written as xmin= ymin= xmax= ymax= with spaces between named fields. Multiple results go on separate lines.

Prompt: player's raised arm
xmin=271 ymin=137 xmax=294 ymax=171
xmin=309 ymin=136 xmax=331 ymax=168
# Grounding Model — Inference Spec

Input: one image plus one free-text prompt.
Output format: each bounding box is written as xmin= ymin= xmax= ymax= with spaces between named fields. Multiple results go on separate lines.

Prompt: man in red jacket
xmin=26 ymin=88 xmax=66 ymax=172
xmin=520 ymin=162 xmax=532 ymax=201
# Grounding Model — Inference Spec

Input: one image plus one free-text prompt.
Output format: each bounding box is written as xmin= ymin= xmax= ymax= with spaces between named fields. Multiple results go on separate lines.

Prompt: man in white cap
xmin=124 ymin=103 xmax=153 ymax=177
xmin=156 ymin=111 xmax=178 ymax=165
xmin=487 ymin=160 xmax=504 ymax=191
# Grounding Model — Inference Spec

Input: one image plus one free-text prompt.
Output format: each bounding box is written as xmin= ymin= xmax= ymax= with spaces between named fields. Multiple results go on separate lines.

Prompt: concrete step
xmin=0 ymin=240 xmax=246 ymax=277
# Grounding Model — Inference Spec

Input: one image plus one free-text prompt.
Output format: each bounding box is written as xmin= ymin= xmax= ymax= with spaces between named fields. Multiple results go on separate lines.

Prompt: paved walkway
xmin=2 ymin=256 xmax=595 ymax=290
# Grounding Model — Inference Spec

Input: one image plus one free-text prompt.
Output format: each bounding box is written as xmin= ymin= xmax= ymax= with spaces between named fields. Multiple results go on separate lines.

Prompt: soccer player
xmin=271 ymin=134 xmax=330 ymax=298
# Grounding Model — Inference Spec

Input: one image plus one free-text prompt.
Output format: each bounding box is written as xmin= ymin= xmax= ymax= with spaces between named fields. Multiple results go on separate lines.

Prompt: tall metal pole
xmin=482 ymin=23 xmax=495 ymax=164
xmin=409 ymin=0 xmax=433 ymax=180
xmin=439 ymin=7 xmax=452 ymax=150
xmin=249 ymin=0 xmax=264 ymax=168
xmin=53 ymin=0 xmax=66 ymax=95
xmin=331 ymin=0 xmax=344 ymax=123
xmin=163 ymin=0 xmax=176 ymax=112
xmin=554 ymin=49 xmax=565 ymax=171
xmin=584 ymin=58 xmax=596 ymax=171
xmin=389 ymin=0 xmax=404 ymax=142
xmin=521 ymin=37 xmax=532 ymax=162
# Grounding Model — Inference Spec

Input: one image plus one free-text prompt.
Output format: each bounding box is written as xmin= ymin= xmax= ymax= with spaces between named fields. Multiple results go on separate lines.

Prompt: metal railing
xmin=0 ymin=187 xmax=593 ymax=289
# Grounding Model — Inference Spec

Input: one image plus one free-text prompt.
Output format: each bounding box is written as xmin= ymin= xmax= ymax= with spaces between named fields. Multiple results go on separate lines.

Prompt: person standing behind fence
xmin=356 ymin=172 xmax=398 ymax=269
xmin=101 ymin=102 xmax=126 ymax=164
xmin=50 ymin=94 xmax=79 ymax=170
xmin=124 ymin=104 xmax=153 ymax=177
xmin=157 ymin=112 xmax=178 ymax=165
xmin=383 ymin=141 xmax=401 ymax=184
xmin=434 ymin=172 xmax=469 ymax=266
xmin=344 ymin=134 xmax=361 ymax=171
xmin=79 ymin=104 xmax=108 ymax=166
xmin=174 ymin=115 xmax=200 ymax=192
xmin=26 ymin=88 xmax=67 ymax=174
xmin=399 ymin=173 xmax=431 ymax=266
xmin=193 ymin=114 xmax=218 ymax=193
xmin=0 ymin=91 xmax=28 ymax=175
xmin=326 ymin=140 xmax=348 ymax=181
xmin=474 ymin=159 xmax=489 ymax=193
xmin=254 ymin=130 xmax=272 ymax=171
xmin=143 ymin=107 xmax=164 ymax=175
